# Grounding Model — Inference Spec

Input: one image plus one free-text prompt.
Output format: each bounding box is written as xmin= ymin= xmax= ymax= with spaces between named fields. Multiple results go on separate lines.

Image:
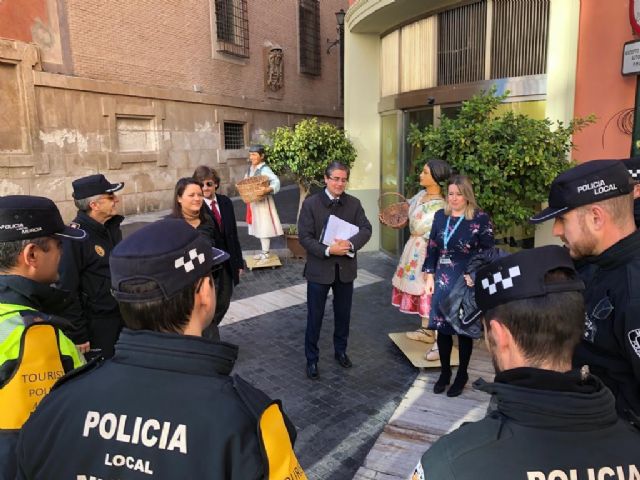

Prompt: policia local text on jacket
xmin=16 ymin=329 xmax=303 ymax=480
xmin=58 ymin=210 xmax=124 ymax=356
xmin=0 ymin=275 xmax=83 ymax=480
xmin=417 ymin=368 xmax=640 ymax=480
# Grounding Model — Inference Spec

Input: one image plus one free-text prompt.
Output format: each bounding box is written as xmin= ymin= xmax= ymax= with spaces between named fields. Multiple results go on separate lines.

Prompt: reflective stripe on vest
xmin=258 ymin=403 xmax=307 ymax=480
xmin=0 ymin=323 xmax=65 ymax=429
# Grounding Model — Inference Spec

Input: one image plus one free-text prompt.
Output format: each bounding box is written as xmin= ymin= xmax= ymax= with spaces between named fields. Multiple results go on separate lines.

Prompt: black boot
xmin=446 ymin=372 xmax=469 ymax=397
xmin=433 ymin=370 xmax=451 ymax=394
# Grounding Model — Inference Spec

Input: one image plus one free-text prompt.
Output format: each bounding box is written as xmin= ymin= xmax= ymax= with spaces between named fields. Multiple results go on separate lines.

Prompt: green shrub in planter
xmin=265 ymin=118 xmax=356 ymax=222
xmin=407 ymin=87 xmax=595 ymax=236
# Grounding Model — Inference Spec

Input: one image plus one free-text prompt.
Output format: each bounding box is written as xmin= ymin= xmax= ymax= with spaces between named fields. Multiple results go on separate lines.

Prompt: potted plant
xmin=407 ymin=87 xmax=595 ymax=243
xmin=266 ymin=118 xmax=357 ymax=258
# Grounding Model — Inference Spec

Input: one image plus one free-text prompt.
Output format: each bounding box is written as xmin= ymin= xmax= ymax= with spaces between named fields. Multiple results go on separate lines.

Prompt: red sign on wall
xmin=631 ymin=0 xmax=640 ymax=36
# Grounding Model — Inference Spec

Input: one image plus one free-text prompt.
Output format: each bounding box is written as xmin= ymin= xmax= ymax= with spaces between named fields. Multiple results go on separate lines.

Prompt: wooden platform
xmin=353 ymin=340 xmax=495 ymax=479
xmin=244 ymin=252 xmax=282 ymax=270
xmin=388 ymin=332 xmax=459 ymax=369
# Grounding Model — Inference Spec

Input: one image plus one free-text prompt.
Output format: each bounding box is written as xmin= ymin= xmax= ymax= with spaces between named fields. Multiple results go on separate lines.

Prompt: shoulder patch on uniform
xmin=628 ymin=328 xmax=640 ymax=359
xmin=69 ymin=222 xmax=81 ymax=229
xmin=52 ymin=356 xmax=104 ymax=391
xmin=94 ymin=245 xmax=105 ymax=257
xmin=411 ymin=461 xmax=425 ymax=480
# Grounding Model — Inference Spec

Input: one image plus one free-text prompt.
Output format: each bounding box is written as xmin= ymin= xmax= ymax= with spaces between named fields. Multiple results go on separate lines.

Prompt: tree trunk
xmin=296 ymin=183 xmax=310 ymax=225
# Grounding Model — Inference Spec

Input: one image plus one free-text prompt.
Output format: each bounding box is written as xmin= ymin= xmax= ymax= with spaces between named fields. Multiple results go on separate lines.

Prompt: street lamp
xmin=326 ymin=9 xmax=346 ymax=54
xmin=326 ymin=9 xmax=346 ymax=104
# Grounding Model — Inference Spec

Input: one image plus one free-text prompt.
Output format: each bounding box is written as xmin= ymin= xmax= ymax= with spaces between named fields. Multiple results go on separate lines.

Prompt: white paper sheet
xmin=321 ymin=214 xmax=360 ymax=246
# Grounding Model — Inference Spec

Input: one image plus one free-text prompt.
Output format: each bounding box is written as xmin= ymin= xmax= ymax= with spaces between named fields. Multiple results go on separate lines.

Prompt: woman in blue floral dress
xmin=423 ymin=175 xmax=494 ymax=397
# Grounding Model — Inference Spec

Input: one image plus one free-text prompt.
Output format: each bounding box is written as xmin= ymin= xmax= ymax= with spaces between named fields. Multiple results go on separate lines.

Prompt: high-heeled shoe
xmin=446 ymin=372 xmax=469 ymax=397
xmin=433 ymin=370 xmax=451 ymax=394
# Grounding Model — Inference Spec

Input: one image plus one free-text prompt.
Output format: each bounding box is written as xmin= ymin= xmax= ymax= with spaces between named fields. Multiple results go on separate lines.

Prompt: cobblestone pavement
xmin=223 ymin=252 xmax=419 ymax=480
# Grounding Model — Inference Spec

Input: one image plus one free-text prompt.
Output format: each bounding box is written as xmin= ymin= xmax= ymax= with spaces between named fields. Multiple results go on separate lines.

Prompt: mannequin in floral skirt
xmin=391 ymin=159 xmax=451 ymax=361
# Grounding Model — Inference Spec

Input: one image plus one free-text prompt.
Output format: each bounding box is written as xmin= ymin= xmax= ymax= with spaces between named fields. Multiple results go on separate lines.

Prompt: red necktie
xmin=212 ymin=199 xmax=223 ymax=230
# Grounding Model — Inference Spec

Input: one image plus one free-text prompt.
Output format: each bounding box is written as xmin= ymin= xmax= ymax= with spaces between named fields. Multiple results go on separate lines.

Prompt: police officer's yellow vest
xmin=0 ymin=303 xmax=83 ymax=429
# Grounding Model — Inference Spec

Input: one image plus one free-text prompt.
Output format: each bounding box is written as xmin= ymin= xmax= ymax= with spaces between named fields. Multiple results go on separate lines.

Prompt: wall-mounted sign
xmin=631 ymin=0 xmax=640 ymax=36
xmin=623 ymin=40 xmax=640 ymax=76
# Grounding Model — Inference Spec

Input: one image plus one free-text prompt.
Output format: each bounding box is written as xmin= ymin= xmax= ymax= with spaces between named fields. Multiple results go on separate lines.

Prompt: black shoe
xmin=334 ymin=352 xmax=353 ymax=368
xmin=446 ymin=373 xmax=469 ymax=397
xmin=433 ymin=371 xmax=451 ymax=394
xmin=306 ymin=362 xmax=319 ymax=380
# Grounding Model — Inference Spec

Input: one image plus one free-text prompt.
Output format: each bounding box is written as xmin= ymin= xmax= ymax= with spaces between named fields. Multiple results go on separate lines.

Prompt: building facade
xmin=344 ymin=0 xmax=636 ymax=253
xmin=0 ymin=0 xmax=347 ymax=219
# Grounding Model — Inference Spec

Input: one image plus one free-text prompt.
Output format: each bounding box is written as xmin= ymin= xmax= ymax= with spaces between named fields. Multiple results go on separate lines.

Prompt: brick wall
xmin=65 ymin=0 xmax=346 ymax=113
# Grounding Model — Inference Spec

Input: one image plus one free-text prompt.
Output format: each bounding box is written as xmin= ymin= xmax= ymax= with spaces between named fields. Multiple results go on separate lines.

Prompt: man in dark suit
xmin=193 ymin=165 xmax=244 ymax=341
xmin=298 ymin=161 xmax=372 ymax=380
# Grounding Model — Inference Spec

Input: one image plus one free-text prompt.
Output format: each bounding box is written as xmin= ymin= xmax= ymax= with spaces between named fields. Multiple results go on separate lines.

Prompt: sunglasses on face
xmin=204 ymin=181 xmax=215 ymax=187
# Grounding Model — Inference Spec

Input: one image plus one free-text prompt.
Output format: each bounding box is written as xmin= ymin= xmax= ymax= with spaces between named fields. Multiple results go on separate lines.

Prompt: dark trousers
xmin=437 ymin=333 xmax=473 ymax=378
xmin=203 ymin=267 xmax=234 ymax=342
xmin=305 ymin=275 xmax=354 ymax=363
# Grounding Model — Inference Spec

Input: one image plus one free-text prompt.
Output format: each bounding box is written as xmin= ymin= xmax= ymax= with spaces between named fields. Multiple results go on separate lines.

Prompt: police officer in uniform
xmin=530 ymin=160 xmax=640 ymax=423
xmin=58 ymin=173 xmax=125 ymax=359
xmin=0 ymin=196 xmax=85 ymax=480
xmin=17 ymin=218 xmax=306 ymax=480
xmin=413 ymin=246 xmax=640 ymax=480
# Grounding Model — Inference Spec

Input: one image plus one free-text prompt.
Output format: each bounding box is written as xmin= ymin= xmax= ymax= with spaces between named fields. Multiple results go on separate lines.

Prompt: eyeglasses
xmin=204 ymin=181 xmax=215 ymax=187
xmin=328 ymin=176 xmax=348 ymax=184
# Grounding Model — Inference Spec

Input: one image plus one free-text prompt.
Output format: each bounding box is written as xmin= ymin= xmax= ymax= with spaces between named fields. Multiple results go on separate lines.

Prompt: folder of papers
xmin=321 ymin=215 xmax=359 ymax=246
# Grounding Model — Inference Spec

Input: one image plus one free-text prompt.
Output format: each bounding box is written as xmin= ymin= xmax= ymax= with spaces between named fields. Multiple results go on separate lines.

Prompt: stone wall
xmin=0 ymin=0 xmax=346 ymax=221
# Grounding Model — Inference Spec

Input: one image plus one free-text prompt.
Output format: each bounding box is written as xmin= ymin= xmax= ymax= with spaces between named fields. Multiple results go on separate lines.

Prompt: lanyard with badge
xmin=440 ymin=215 xmax=464 ymax=265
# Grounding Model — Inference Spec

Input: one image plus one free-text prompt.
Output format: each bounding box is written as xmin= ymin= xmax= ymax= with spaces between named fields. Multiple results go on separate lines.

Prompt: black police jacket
xmin=573 ymin=228 xmax=640 ymax=423
xmin=57 ymin=211 xmax=124 ymax=343
xmin=16 ymin=329 xmax=300 ymax=480
xmin=416 ymin=368 xmax=640 ymax=480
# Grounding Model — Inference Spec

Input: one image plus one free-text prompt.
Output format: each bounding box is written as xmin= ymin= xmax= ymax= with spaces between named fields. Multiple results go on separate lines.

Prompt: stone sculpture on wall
xmin=266 ymin=47 xmax=284 ymax=92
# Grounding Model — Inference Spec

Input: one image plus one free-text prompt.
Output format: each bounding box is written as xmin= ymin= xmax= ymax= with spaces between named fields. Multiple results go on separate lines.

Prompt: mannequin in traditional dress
xmin=390 ymin=159 xmax=451 ymax=361
xmin=245 ymin=145 xmax=283 ymax=260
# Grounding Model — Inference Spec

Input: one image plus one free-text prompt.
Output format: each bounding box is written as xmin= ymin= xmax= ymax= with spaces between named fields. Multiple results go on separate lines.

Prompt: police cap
xmin=622 ymin=156 xmax=640 ymax=181
xmin=72 ymin=174 xmax=124 ymax=200
xmin=110 ymin=219 xmax=229 ymax=303
xmin=530 ymin=160 xmax=633 ymax=224
xmin=0 ymin=195 xmax=86 ymax=242
xmin=462 ymin=245 xmax=584 ymax=327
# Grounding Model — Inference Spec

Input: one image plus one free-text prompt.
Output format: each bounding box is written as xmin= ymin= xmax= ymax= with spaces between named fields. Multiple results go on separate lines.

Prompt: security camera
xmin=427 ymin=97 xmax=436 ymax=105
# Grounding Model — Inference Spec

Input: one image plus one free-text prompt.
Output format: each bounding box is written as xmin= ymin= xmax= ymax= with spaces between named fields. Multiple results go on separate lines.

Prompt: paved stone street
xmin=223 ymin=252 xmax=419 ymax=479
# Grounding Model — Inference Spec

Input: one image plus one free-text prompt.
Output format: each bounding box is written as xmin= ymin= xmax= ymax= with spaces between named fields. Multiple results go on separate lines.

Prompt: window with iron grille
xmin=491 ymin=0 xmax=549 ymax=79
xmin=299 ymin=0 xmax=321 ymax=75
xmin=215 ymin=0 xmax=249 ymax=58
xmin=437 ymin=2 xmax=487 ymax=86
xmin=223 ymin=122 xmax=245 ymax=150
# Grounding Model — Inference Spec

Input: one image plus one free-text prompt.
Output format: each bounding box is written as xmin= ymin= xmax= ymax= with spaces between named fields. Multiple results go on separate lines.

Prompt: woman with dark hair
xmin=423 ymin=175 xmax=494 ymax=397
xmin=170 ymin=177 xmax=219 ymax=255
xmin=391 ymin=159 xmax=451 ymax=362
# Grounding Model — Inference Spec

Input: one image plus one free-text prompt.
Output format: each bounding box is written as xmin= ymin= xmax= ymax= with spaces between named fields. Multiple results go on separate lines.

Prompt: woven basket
xmin=378 ymin=192 xmax=409 ymax=229
xmin=236 ymin=175 xmax=270 ymax=203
